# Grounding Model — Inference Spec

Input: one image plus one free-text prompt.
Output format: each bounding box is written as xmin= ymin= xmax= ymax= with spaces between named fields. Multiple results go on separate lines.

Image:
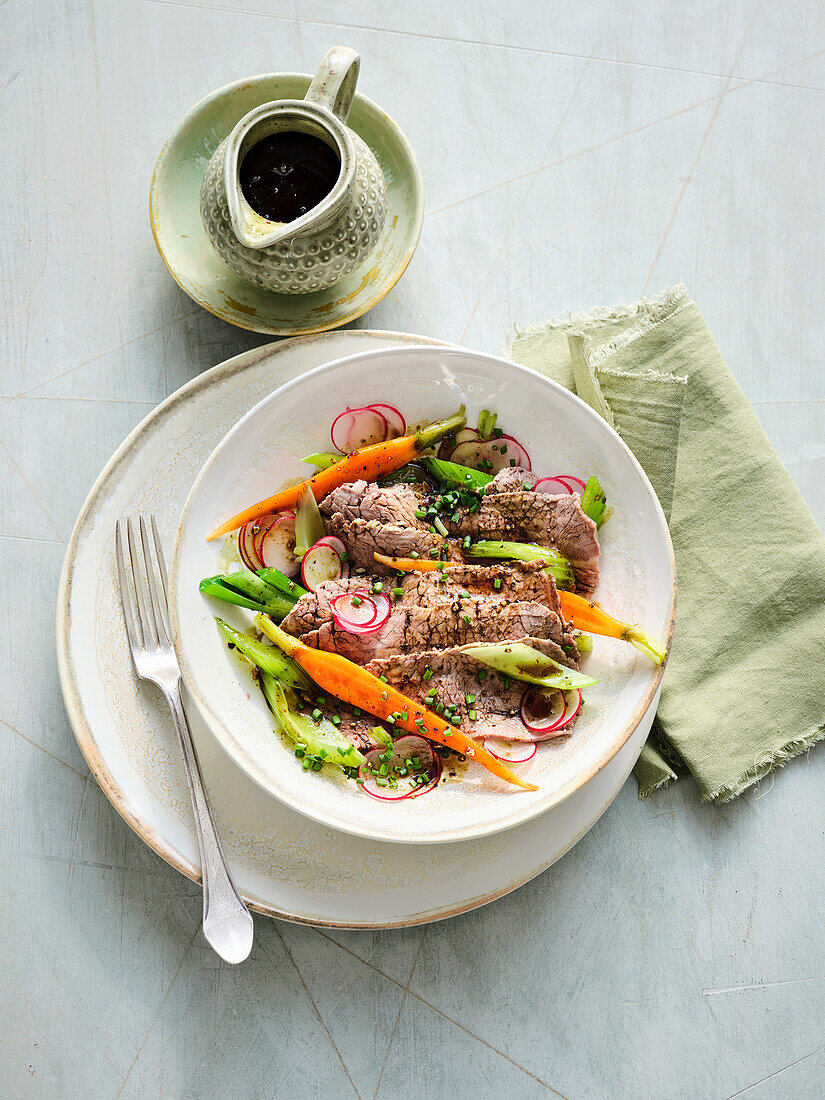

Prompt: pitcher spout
xmin=223 ymin=100 xmax=354 ymax=250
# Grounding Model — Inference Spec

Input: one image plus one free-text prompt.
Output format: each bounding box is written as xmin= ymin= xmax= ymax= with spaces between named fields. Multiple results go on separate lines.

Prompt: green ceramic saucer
xmin=150 ymin=74 xmax=423 ymax=335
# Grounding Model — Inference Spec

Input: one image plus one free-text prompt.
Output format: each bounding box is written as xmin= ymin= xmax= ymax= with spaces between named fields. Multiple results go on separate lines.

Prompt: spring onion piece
xmin=465 ymin=540 xmax=575 ymax=589
xmin=581 ymin=475 xmax=607 ymax=527
xmin=216 ymin=618 xmax=312 ymax=689
xmin=294 ymin=483 xmax=326 ymax=558
xmin=260 ymin=674 xmax=366 ymax=770
xmin=258 ymin=567 xmax=308 ymax=599
xmin=301 ymin=452 xmax=341 ymax=470
xmin=476 ymin=409 xmax=497 ymax=441
xmin=457 ymin=642 xmax=599 ymax=690
xmin=418 ymin=456 xmax=493 ymax=488
xmin=199 ymin=571 xmax=300 ymax=619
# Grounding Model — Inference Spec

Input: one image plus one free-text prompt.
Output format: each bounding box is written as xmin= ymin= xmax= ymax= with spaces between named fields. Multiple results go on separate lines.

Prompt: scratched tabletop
xmin=2 ymin=2 xmax=825 ymax=1097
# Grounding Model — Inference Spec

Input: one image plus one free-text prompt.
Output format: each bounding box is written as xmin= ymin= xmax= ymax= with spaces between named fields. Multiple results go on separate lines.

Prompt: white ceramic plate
xmin=171 ymin=346 xmax=675 ymax=845
xmin=57 ymin=331 xmax=659 ymax=927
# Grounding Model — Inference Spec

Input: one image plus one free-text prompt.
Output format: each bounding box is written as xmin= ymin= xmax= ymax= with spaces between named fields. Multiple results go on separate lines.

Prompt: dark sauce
xmin=239 ymin=132 xmax=340 ymax=223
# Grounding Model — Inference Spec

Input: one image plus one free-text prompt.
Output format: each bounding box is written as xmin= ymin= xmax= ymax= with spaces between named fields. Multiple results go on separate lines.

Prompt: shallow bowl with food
xmin=170 ymin=346 xmax=675 ymax=844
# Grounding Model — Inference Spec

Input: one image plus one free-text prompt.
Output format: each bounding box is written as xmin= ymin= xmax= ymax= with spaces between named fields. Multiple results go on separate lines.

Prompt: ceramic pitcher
xmin=200 ymin=47 xmax=387 ymax=295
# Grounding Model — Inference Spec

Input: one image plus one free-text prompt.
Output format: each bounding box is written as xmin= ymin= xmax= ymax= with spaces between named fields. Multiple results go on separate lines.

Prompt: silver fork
xmin=116 ymin=516 xmax=254 ymax=964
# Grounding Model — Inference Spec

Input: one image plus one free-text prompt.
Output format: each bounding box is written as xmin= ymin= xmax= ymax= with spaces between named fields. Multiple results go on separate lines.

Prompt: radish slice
xmin=331 ymin=590 xmax=392 ymax=635
xmin=561 ymin=689 xmax=582 ymax=724
xmin=312 ymin=535 xmax=350 ymax=577
xmin=554 ymin=475 xmax=587 ymax=494
xmin=520 ymin=687 xmax=567 ymax=734
xmin=331 ymin=407 xmax=389 ymax=453
xmin=238 ymin=520 xmax=264 ymax=571
xmin=301 ymin=540 xmax=344 ymax=591
xmin=450 ymin=434 xmax=532 ymax=474
xmin=533 ymin=477 xmax=574 ymax=496
xmin=259 ymin=513 xmax=299 ymax=576
xmin=437 ymin=425 xmax=479 ymax=460
xmin=482 ymin=739 xmax=538 ymax=763
xmin=367 ymin=403 xmax=406 ymax=438
xmin=330 ymin=591 xmax=378 ymax=631
xmin=253 ymin=511 xmax=294 ymax=562
xmin=359 ymin=735 xmax=441 ymax=800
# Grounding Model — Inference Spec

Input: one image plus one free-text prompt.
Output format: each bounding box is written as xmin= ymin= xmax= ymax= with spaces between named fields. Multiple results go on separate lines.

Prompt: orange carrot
xmin=256 ymin=615 xmax=538 ymax=791
xmin=207 ymin=412 xmax=465 ymax=541
xmin=558 ymin=591 xmax=667 ymax=665
xmin=373 ymin=553 xmax=446 ymax=572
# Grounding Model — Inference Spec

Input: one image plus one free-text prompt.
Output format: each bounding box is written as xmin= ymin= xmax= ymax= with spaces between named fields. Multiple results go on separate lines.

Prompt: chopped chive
xmin=492 ymin=427 xmax=503 ymax=438
xmin=469 ymin=709 xmax=478 ymax=721
xmin=372 ymin=582 xmax=384 ymax=593
xmin=493 ymin=577 xmax=502 ymax=590
xmin=311 ymin=708 xmax=321 ymax=720
xmin=415 ymin=508 xmax=427 ymax=518
xmin=379 ymin=674 xmax=388 ymax=683
xmin=340 ymin=551 xmax=350 ymax=562
xmin=375 ymin=777 xmax=388 ymax=788
xmin=392 ymin=587 xmax=404 ymax=597
xmin=315 ymin=695 xmax=326 ymax=704
xmin=423 ymin=668 xmax=434 ymax=681
xmin=331 ymin=715 xmax=342 ymax=726
xmin=499 ymin=444 xmax=508 ymax=455
xmin=462 ymin=614 xmax=471 ymax=625
xmin=409 ymin=550 xmax=420 ymax=559
xmin=509 ymin=458 xmax=516 ymax=467
xmin=478 ymin=669 xmax=487 ymax=681
xmin=463 ymin=536 xmax=471 ymax=549
xmin=351 ymin=596 xmax=362 ymax=607
xmin=466 ymin=693 xmax=476 ymax=704
xmin=353 ymin=707 xmax=361 ymax=716
xmin=386 ymin=714 xmax=395 ymax=724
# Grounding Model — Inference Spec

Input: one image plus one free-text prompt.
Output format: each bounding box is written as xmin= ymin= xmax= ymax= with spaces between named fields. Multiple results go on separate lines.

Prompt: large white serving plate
xmin=58 ymin=331 xmax=661 ymax=927
xmin=172 ymin=346 xmax=675 ymax=845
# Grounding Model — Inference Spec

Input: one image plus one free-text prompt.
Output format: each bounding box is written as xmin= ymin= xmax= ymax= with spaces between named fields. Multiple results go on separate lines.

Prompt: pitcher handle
xmin=305 ymin=46 xmax=360 ymax=124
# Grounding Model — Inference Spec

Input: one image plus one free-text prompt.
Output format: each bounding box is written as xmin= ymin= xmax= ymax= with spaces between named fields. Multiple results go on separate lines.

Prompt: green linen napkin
xmin=506 ymin=286 xmax=825 ymax=801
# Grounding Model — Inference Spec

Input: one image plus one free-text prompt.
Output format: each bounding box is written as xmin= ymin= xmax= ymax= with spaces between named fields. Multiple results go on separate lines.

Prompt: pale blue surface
xmin=2 ymin=1 xmax=825 ymax=1097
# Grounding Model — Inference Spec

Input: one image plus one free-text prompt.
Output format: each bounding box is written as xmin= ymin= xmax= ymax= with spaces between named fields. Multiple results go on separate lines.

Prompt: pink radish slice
xmin=450 ymin=434 xmax=532 ymax=474
xmin=311 ymin=535 xmax=350 ymax=578
xmin=238 ymin=521 xmax=263 ymax=571
xmin=301 ymin=541 xmax=344 ymax=591
xmin=331 ymin=591 xmax=378 ymax=626
xmin=437 ymin=425 xmax=479 ymax=460
xmin=533 ymin=477 xmax=574 ymax=496
xmin=560 ymin=689 xmax=582 ymax=725
xmin=252 ymin=511 xmax=294 ymax=563
xmin=259 ymin=513 xmax=299 ymax=576
xmin=520 ymin=687 xmax=567 ymax=734
xmin=331 ymin=407 xmax=389 ymax=453
xmin=437 ymin=426 xmax=478 ymax=460
xmin=482 ymin=739 xmax=538 ymax=763
xmin=359 ymin=735 xmax=441 ymax=801
xmin=554 ymin=475 xmax=587 ymax=494
xmin=331 ymin=590 xmax=391 ymax=635
xmin=367 ymin=404 xmax=406 ymax=438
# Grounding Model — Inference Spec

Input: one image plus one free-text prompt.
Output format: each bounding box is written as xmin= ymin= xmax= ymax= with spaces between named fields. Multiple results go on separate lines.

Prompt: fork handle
xmin=163 ymin=679 xmax=254 ymax=963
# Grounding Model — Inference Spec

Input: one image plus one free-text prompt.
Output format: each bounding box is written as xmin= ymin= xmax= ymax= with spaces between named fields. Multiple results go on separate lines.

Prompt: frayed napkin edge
xmin=503 ymin=284 xmax=690 ymax=362
xmin=708 ymin=721 xmax=825 ymax=803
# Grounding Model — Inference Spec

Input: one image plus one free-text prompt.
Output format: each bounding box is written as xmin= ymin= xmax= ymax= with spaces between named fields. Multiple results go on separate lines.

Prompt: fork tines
xmin=115 ymin=515 xmax=172 ymax=652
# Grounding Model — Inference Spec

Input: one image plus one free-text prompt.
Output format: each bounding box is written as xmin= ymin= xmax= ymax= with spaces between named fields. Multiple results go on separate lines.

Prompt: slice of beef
xmin=281 ymin=562 xmax=574 ymax=640
xmin=320 ymin=480 xmax=445 ymax=571
xmin=484 ymin=466 xmax=537 ymax=494
xmin=295 ymin=596 xmax=572 ymax=663
xmin=452 ymin=491 xmax=600 ymax=595
xmin=399 ymin=561 xmax=564 ymax=617
xmin=366 ymin=638 xmax=581 ymax=742
xmin=323 ymin=515 xmax=443 ymax=573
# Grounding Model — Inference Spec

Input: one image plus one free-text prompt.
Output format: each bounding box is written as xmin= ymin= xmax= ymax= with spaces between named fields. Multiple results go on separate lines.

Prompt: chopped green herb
xmin=466 ymin=693 xmax=476 ymax=704
xmin=423 ymin=667 xmax=434 ymax=681
xmin=392 ymin=587 xmax=404 ymax=597
xmin=372 ymin=582 xmax=384 ymax=593
xmin=409 ymin=550 xmax=420 ymax=559
xmin=493 ymin=578 xmax=502 ymax=590
xmin=469 ymin=710 xmax=477 ymax=721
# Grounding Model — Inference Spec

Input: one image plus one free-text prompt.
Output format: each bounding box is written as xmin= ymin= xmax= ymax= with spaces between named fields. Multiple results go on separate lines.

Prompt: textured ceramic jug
xmin=200 ymin=47 xmax=386 ymax=295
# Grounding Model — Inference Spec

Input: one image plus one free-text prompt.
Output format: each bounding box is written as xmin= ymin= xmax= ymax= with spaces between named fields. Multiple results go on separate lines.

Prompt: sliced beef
xmin=399 ymin=561 xmax=564 ymax=617
xmin=320 ymin=480 xmax=445 ymax=571
xmin=452 ymin=491 xmax=600 ymax=595
xmin=295 ymin=597 xmax=571 ymax=663
xmin=484 ymin=466 xmax=537 ymax=494
xmin=366 ymin=638 xmax=580 ymax=742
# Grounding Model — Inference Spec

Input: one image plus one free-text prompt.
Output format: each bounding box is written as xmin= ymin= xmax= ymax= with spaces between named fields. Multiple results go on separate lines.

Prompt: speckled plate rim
xmin=55 ymin=330 xmax=666 ymax=927
xmin=149 ymin=72 xmax=423 ymax=336
xmin=171 ymin=346 xmax=677 ymax=846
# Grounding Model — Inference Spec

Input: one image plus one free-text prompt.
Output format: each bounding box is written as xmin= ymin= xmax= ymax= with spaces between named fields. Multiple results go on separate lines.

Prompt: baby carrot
xmin=207 ymin=412 xmax=466 ymax=541
xmin=558 ymin=591 xmax=667 ymax=665
xmin=255 ymin=615 xmax=538 ymax=792
xmin=373 ymin=553 xmax=446 ymax=572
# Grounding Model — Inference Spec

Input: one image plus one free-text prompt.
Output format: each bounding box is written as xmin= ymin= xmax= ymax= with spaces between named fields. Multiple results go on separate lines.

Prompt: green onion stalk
xmin=466 ymin=540 xmax=575 ymax=589
xmin=457 ymin=642 xmax=599 ymax=691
